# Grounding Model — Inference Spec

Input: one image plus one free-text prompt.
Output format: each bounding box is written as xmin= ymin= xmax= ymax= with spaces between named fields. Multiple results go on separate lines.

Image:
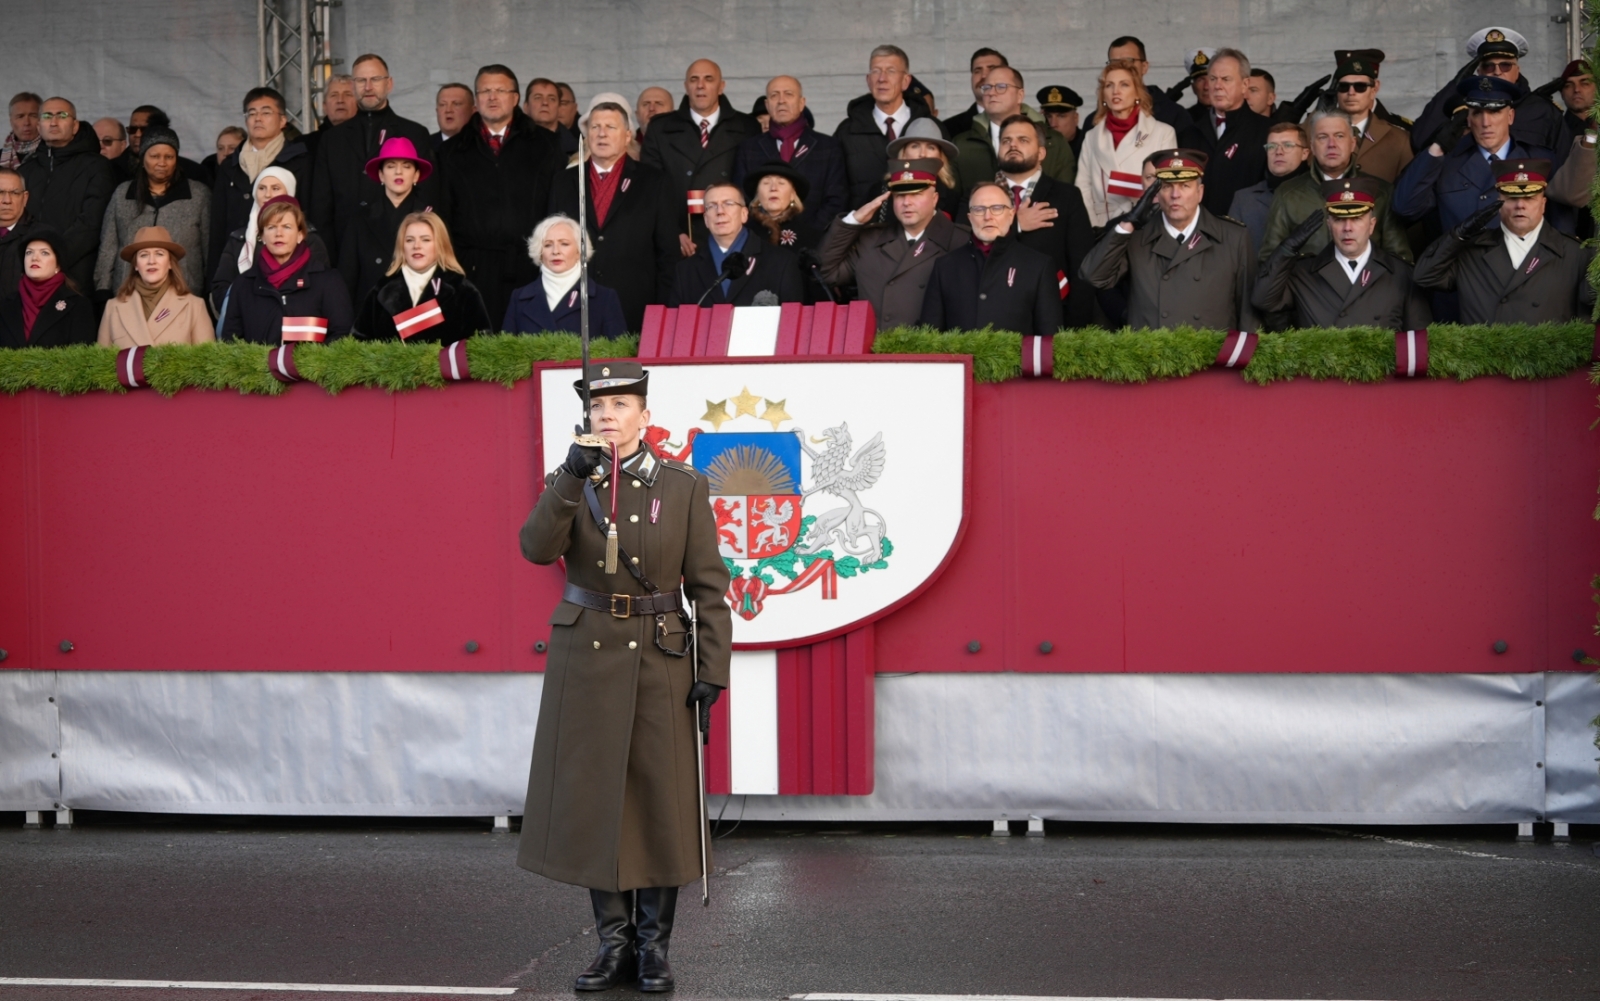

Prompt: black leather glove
xmin=1429 ymin=107 xmax=1468 ymax=151
xmin=1453 ymin=200 xmax=1502 ymax=240
xmin=1283 ymin=210 xmax=1326 ymax=255
xmin=1280 ymin=74 xmax=1332 ymax=122
xmin=686 ymin=680 xmax=724 ymax=740
xmin=1109 ymin=181 xmax=1162 ymax=230
xmin=1164 ymin=79 xmax=1191 ymax=103
xmin=560 ymin=440 xmax=603 ymax=480
xmin=1532 ymin=77 xmax=1563 ymax=101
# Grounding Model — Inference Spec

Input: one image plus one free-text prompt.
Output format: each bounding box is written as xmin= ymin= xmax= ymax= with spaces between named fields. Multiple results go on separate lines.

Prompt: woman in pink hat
xmin=339 ymin=136 xmax=433 ymax=307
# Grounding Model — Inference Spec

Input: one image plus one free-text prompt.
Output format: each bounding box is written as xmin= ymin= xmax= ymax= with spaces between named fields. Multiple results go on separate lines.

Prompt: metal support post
xmin=24 ymin=811 xmax=40 ymax=829
xmin=990 ymin=819 xmax=1010 ymax=837
xmin=1553 ymin=821 xmax=1571 ymax=841
xmin=1516 ymin=821 xmax=1535 ymax=841
xmin=257 ymin=0 xmax=336 ymax=133
xmin=492 ymin=816 xmax=511 ymax=833
xmin=1026 ymin=815 xmax=1045 ymax=837
xmin=54 ymin=809 xmax=73 ymax=828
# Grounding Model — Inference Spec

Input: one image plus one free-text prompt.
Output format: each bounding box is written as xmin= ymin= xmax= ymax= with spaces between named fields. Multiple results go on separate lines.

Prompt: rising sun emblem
xmin=703 ymin=444 xmax=797 ymax=495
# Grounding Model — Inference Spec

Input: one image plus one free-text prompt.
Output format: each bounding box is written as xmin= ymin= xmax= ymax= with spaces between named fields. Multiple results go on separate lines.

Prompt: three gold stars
xmin=701 ymin=387 xmax=793 ymax=430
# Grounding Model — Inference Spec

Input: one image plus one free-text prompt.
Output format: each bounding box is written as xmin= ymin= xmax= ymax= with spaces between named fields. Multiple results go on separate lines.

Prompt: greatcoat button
xmin=597 ymin=561 xmax=605 ymax=567
xmin=978 ymin=293 xmax=986 ymax=299
xmin=630 ymin=514 xmax=639 ymax=522
xmin=593 ymin=641 xmax=601 ymax=649
xmin=632 ymin=480 xmax=641 ymax=488
xmin=629 ymin=641 xmax=638 ymax=649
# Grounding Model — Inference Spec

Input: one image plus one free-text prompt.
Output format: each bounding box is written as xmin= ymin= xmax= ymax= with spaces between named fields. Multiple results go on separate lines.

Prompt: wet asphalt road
xmin=0 ymin=814 xmax=1596 ymax=1001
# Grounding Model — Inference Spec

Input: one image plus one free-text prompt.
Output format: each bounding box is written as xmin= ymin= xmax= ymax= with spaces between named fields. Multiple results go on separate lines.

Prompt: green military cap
xmin=574 ymin=360 xmax=649 ymax=398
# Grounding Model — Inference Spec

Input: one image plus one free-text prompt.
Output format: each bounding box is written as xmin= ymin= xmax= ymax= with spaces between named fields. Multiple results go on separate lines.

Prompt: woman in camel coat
xmin=97 ymin=225 xmax=214 ymax=347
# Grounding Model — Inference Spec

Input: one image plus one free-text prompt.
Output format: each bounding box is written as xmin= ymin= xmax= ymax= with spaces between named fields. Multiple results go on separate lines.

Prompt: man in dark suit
xmin=641 ymin=59 xmax=760 ymax=255
xmin=668 ymin=181 xmax=804 ymax=306
xmin=1254 ymin=176 xmax=1430 ymax=330
xmin=995 ymin=115 xmax=1098 ymax=327
xmin=1081 ymin=149 xmax=1259 ymax=331
xmin=1178 ymin=47 xmax=1270 ymax=218
xmin=920 ymin=181 xmax=1062 ymax=337
xmin=834 ymin=44 xmax=944 ymax=208
xmin=1413 ymin=158 xmax=1595 ymax=322
xmin=435 ymin=64 xmax=562 ymax=324
xmin=733 ymin=76 xmax=848 ymax=233
xmin=818 ymin=158 xmax=968 ymax=329
xmin=548 ymin=101 xmax=681 ymax=330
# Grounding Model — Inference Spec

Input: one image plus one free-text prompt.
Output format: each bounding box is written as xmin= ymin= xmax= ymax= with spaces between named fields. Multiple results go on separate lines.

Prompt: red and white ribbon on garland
xmin=1215 ymin=330 xmax=1257 ymax=369
xmin=1020 ymin=335 xmax=1053 ymax=377
xmin=1395 ymin=328 xmax=1428 ymax=378
xmin=439 ymin=340 xmax=471 ymax=381
xmin=268 ymin=344 xmax=302 ymax=383
xmin=115 ymin=346 xmax=148 ymax=389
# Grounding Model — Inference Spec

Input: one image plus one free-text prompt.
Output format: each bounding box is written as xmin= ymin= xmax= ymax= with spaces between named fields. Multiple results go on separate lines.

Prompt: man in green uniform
xmin=518 ymin=360 xmax=732 ymax=993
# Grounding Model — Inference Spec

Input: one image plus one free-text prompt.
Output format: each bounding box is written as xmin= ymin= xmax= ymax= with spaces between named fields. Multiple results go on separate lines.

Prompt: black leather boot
xmin=635 ymin=886 xmax=679 ymax=992
xmin=574 ymin=889 xmax=636 ymax=991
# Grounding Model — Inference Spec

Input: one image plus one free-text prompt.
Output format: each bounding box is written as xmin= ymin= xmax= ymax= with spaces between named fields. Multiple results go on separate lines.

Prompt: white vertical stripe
xmin=729 ymin=649 xmax=779 ymax=794
xmin=1030 ymin=336 xmax=1042 ymax=375
xmin=1225 ymin=332 xmax=1248 ymax=367
xmin=1406 ymin=330 xmax=1417 ymax=376
xmin=448 ymin=343 xmax=462 ymax=380
xmin=726 ymin=305 xmax=782 ymax=356
xmin=124 ymin=348 xmax=138 ymax=387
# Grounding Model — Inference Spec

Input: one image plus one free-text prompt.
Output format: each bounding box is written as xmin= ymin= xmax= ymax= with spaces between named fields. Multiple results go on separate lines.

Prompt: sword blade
xmin=692 ymin=599 xmax=709 ymax=906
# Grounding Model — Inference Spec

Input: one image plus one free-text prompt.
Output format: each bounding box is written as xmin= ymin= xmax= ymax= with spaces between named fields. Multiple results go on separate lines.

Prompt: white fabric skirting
xmin=1 ymin=671 xmax=1596 ymax=823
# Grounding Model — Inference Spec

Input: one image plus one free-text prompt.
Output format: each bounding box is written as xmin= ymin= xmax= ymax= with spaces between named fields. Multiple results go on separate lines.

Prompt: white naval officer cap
xmin=1465 ymin=26 xmax=1529 ymax=60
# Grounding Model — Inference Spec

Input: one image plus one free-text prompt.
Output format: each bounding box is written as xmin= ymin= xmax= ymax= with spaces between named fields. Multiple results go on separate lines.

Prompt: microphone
xmin=697 ymin=251 xmax=748 ymax=306
xmin=751 ymin=290 xmax=779 ymax=306
xmin=797 ymin=248 xmax=840 ymax=304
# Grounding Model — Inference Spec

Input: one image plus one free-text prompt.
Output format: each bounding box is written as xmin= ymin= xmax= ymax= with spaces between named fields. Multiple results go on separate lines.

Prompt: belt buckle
xmin=610 ymin=593 xmax=632 ymax=618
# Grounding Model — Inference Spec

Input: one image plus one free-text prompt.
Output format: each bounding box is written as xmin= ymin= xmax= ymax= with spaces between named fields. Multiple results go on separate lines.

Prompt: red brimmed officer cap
xmin=1321 ymin=176 xmax=1381 ymax=216
xmin=1492 ymin=158 xmax=1552 ymax=196
xmin=1146 ymin=148 xmax=1208 ymax=182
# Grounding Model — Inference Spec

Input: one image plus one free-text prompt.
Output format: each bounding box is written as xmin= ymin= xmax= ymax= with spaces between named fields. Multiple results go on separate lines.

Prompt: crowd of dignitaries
xmin=2 ymin=25 xmax=1597 ymax=350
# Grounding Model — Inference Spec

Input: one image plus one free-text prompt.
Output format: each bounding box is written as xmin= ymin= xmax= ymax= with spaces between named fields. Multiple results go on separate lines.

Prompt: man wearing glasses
xmin=1227 ymin=121 xmax=1310 ymax=256
xmin=0 ymin=168 xmax=36 ymax=288
xmin=208 ymin=86 xmax=313 ymax=274
xmin=310 ymin=53 xmax=435 ymax=261
xmin=668 ymin=181 xmax=803 ymax=306
xmin=1330 ymin=51 xmax=1413 ymax=183
xmin=18 ymin=97 xmax=114 ymax=292
xmin=1082 ymin=149 xmax=1258 ymax=332
xmin=1409 ymin=27 xmax=1569 ymax=167
xmin=435 ymin=63 xmax=562 ymax=324
xmin=953 ymin=65 xmax=1075 ymax=197
xmin=920 ymin=181 xmax=1061 ymax=336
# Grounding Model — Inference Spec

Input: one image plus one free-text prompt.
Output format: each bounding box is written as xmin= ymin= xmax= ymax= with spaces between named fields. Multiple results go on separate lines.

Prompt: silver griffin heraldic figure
xmin=794 ymin=422 xmax=888 ymax=564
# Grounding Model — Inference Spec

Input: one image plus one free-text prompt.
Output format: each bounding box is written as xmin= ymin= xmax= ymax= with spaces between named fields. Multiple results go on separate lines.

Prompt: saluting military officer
xmin=1253 ymin=176 xmax=1430 ymax=330
xmin=1412 ymin=158 xmax=1596 ymax=323
xmin=1080 ymin=148 xmax=1259 ymax=331
xmin=518 ymin=360 xmax=732 ymax=994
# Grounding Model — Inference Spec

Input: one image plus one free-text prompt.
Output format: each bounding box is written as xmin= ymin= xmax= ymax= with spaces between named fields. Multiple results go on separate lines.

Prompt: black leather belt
xmin=563 ymin=583 xmax=683 ymax=618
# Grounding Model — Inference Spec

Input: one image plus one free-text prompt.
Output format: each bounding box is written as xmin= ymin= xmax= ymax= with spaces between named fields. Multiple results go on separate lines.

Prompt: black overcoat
xmin=435 ymin=110 xmax=561 ymax=326
xmin=352 ymin=267 xmax=491 ymax=344
xmin=208 ymin=139 xmax=313 ymax=273
xmin=310 ymin=106 xmax=438 ymax=261
xmin=502 ymin=276 xmax=628 ymax=337
xmin=919 ymin=235 xmax=1063 ymax=337
xmin=668 ymin=234 xmax=805 ymax=307
xmin=1011 ymin=174 xmax=1099 ymax=328
xmin=17 ymin=123 xmax=115 ymax=291
xmin=338 ymin=186 xmax=432 ymax=309
xmin=1177 ymin=107 xmax=1271 ymax=218
xmin=732 ymin=127 xmax=850 ymax=232
xmin=833 ymin=93 xmax=943 ymax=208
xmin=640 ymin=96 xmax=760 ymax=240
xmin=545 ymin=157 xmax=679 ymax=331
xmin=0 ymin=282 xmax=96 ymax=348
xmin=217 ymin=255 xmax=354 ymax=344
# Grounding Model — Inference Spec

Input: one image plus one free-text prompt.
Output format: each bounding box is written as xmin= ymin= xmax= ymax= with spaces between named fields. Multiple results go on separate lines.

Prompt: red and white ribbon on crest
xmin=726 ymin=558 xmax=838 ymax=620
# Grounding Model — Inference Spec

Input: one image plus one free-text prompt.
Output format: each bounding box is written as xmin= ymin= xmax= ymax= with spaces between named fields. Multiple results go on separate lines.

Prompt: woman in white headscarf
xmin=207 ymin=165 xmax=332 ymax=313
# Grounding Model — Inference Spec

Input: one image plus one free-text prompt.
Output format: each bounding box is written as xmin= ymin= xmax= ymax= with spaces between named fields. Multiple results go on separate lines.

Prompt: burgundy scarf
xmin=258 ymin=243 xmax=311 ymax=289
xmin=769 ymin=119 xmax=805 ymax=162
xmin=1105 ymin=109 xmax=1139 ymax=148
xmin=588 ymin=160 xmax=624 ymax=229
xmin=19 ymin=272 xmax=66 ymax=339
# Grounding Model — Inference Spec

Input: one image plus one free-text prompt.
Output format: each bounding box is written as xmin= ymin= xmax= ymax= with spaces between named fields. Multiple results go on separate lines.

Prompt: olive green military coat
xmin=517 ymin=442 xmax=732 ymax=892
xmin=1081 ymin=208 xmax=1260 ymax=331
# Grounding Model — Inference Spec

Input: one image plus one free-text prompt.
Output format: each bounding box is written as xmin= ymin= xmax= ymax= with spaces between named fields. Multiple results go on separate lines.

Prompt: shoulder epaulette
xmin=662 ymin=459 xmax=700 ymax=477
xmin=1217 ymin=214 xmax=1247 ymax=227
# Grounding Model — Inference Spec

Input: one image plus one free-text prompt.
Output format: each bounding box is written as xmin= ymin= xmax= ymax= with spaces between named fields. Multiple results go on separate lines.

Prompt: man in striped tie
xmin=640 ymin=59 xmax=760 ymax=257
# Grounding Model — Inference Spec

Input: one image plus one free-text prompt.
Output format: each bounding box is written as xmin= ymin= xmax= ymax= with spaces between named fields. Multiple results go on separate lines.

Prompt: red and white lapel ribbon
xmin=1215 ymin=330 xmax=1257 ymax=369
xmin=1395 ymin=329 xmax=1427 ymax=378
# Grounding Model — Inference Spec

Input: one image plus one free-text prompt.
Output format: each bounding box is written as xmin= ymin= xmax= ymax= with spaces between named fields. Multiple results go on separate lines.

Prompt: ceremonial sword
xmin=692 ymin=599 xmax=710 ymax=906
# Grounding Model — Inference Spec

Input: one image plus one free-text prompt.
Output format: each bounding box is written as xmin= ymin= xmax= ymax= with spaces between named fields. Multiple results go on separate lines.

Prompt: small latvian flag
xmin=686 ymin=190 xmax=705 ymax=214
xmin=393 ymin=299 xmax=445 ymax=340
xmin=281 ymin=316 xmax=328 ymax=342
xmin=1107 ymin=170 xmax=1144 ymax=200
